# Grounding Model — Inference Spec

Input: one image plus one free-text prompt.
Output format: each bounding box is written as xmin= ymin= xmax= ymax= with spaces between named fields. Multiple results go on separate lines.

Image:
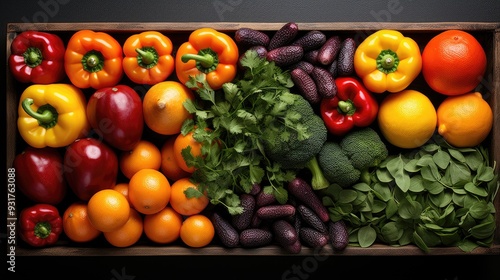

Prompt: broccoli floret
xmin=318 ymin=141 xmax=361 ymax=188
xmin=262 ymin=94 xmax=329 ymax=190
xmin=318 ymin=127 xmax=389 ymax=188
xmin=340 ymin=127 xmax=389 ymax=170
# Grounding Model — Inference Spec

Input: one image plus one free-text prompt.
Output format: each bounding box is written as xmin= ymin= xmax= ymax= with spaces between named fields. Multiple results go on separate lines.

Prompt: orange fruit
xmin=422 ymin=29 xmax=487 ymax=96
xmin=378 ymin=89 xmax=437 ymax=149
xmin=179 ymin=214 xmax=215 ymax=248
xmin=160 ymin=135 xmax=192 ymax=181
xmin=142 ymin=81 xmax=195 ymax=135
xmin=62 ymin=202 xmax=101 ymax=243
xmin=87 ymin=189 xmax=131 ymax=232
xmin=173 ymin=130 xmax=203 ymax=173
xmin=143 ymin=206 xmax=183 ymax=244
xmin=437 ymin=92 xmax=493 ymax=147
xmin=169 ymin=177 xmax=209 ymax=216
xmin=128 ymin=168 xmax=171 ymax=215
xmin=104 ymin=208 xmax=143 ymax=247
xmin=120 ymin=140 xmax=162 ymax=179
xmin=113 ymin=182 xmax=131 ymax=205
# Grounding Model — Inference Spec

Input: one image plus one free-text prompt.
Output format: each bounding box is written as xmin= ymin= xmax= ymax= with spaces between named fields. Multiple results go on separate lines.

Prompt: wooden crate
xmin=6 ymin=22 xmax=500 ymax=256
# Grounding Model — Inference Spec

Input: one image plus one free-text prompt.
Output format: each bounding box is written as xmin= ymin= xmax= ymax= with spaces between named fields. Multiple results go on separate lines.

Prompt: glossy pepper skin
xmin=354 ymin=29 xmax=422 ymax=94
xmin=17 ymin=84 xmax=90 ymax=148
xmin=123 ymin=31 xmax=174 ymax=85
xmin=175 ymin=27 xmax=239 ymax=90
xmin=19 ymin=204 xmax=63 ymax=247
xmin=13 ymin=146 xmax=67 ymax=205
xmin=87 ymin=85 xmax=144 ymax=151
xmin=320 ymin=77 xmax=379 ymax=136
xmin=64 ymin=29 xmax=123 ymax=89
xmin=9 ymin=30 xmax=66 ymax=84
xmin=63 ymin=138 xmax=118 ymax=201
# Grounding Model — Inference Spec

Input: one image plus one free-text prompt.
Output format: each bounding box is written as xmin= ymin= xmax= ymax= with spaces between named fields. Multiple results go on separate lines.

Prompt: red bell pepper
xmin=13 ymin=146 xmax=67 ymax=205
xmin=8 ymin=30 xmax=66 ymax=84
xmin=19 ymin=204 xmax=63 ymax=247
xmin=320 ymin=76 xmax=378 ymax=136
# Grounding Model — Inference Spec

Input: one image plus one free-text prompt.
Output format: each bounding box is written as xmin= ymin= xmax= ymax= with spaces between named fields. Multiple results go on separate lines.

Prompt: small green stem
xmin=81 ymin=50 xmax=104 ymax=73
xmin=136 ymin=47 xmax=157 ymax=67
xmin=34 ymin=221 xmax=51 ymax=239
xmin=22 ymin=98 xmax=58 ymax=129
xmin=376 ymin=49 xmax=399 ymax=74
xmin=337 ymin=100 xmax=355 ymax=115
xmin=23 ymin=47 xmax=43 ymax=68
xmin=181 ymin=53 xmax=214 ymax=68
xmin=86 ymin=54 xmax=100 ymax=68
xmin=181 ymin=48 xmax=219 ymax=73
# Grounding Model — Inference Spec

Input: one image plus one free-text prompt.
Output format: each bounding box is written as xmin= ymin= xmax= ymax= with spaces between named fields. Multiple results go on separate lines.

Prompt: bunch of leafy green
xmin=321 ymin=137 xmax=499 ymax=252
xmin=181 ymin=50 xmax=324 ymax=215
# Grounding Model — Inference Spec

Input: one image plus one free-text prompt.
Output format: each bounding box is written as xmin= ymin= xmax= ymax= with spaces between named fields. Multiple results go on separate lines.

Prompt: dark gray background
xmin=2 ymin=0 xmax=500 ymax=279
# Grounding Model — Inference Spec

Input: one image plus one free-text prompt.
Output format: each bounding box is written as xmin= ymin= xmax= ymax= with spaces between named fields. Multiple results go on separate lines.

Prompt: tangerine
xmin=169 ymin=177 xmax=209 ymax=216
xmin=87 ymin=189 xmax=131 ymax=232
xmin=173 ymin=130 xmax=203 ymax=173
xmin=180 ymin=214 xmax=215 ymax=248
xmin=128 ymin=168 xmax=171 ymax=215
xmin=104 ymin=208 xmax=144 ymax=247
xmin=437 ymin=92 xmax=493 ymax=147
xmin=160 ymin=135 xmax=192 ymax=181
xmin=143 ymin=206 xmax=183 ymax=244
xmin=119 ymin=140 xmax=162 ymax=179
xmin=112 ymin=182 xmax=131 ymax=205
xmin=422 ymin=29 xmax=487 ymax=96
xmin=62 ymin=202 xmax=101 ymax=243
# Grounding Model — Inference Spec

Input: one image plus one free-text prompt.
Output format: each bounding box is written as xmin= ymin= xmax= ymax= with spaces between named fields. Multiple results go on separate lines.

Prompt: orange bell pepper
xmin=64 ymin=30 xmax=123 ymax=89
xmin=175 ymin=27 xmax=238 ymax=90
xmin=122 ymin=31 xmax=174 ymax=85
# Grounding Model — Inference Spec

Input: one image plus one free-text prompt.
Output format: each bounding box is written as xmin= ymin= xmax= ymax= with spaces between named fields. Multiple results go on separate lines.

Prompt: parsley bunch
xmin=181 ymin=50 xmax=309 ymax=215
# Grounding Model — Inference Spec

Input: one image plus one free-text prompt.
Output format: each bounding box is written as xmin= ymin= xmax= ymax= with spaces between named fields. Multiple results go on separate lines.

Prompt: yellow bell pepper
xmin=17 ymin=84 xmax=90 ymax=148
xmin=354 ymin=29 xmax=422 ymax=93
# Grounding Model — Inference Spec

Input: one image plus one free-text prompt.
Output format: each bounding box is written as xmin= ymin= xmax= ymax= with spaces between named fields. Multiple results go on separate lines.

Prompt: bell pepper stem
xmin=337 ymin=100 xmax=356 ymax=115
xmin=82 ymin=50 xmax=104 ymax=73
xmin=34 ymin=221 xmax=51 ymax=239
xmin=23 ymin=47 xmax=43 ymax=68
xmin=376 ymin=49 xmax=399 ymax=74
xmin=22 ymin=98 xmax=58 ymax=128
xmin=181 ymin=53 xmax=214 ymax=68
xmin=136 ymin=48 xmax=156 ymax=66
xmin=181 ymin=48 xmax=219 ymax=73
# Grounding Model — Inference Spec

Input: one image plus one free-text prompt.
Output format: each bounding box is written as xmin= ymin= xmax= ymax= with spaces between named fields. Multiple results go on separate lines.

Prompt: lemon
xmin=378 ymin=89 xmax=437 ymax=149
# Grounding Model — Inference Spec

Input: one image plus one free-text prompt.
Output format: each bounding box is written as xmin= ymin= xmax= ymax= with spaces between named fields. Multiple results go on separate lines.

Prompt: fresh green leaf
xmin=468 ymin=201 xmax=491 ymax=219
xmin=338 ymin=189 xmax=358 ymax=203
xmin=457 ymin=239 xmax=479 ymax=253
xmin=412 ymin=230 xmax=429 ymax=253
xmin=358 ymin=225 xmax=377 ymax=248
xmin=352 ymin=182 xmax=372 ymax=192
xmin=464 ymin=182 xmax=488 ymax=197
xmin=469 ymin=219 xmax=495 ymax=239
xmin=380 ymin=222 xmax=403 ymax=242
xmin=433 ymin=149 xmax=450 ymax=170
xmin=398 ymin=198 xmax=422 ymax=220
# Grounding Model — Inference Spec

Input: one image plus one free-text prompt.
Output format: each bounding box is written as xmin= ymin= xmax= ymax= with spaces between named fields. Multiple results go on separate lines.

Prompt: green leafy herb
xmin=181 ymin=50 xmax=307 ymax=215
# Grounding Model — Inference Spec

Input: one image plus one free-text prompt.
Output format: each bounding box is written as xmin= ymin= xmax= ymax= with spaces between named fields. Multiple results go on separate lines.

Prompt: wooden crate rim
xmin=7 ymin=21 xmax=500 ymax=32
xmin=6 ymin=20 xmax=500 ymax=256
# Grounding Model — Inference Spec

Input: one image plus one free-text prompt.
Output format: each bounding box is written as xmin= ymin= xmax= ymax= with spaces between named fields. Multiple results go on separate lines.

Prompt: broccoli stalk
xmin=305 ymin=156 xmax=330 ymax=190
